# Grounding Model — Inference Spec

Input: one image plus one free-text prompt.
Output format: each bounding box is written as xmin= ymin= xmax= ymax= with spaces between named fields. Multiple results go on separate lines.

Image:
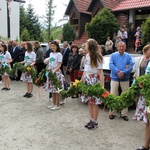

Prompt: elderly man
xmin=109 ymin=41 xmax=134 ymax=121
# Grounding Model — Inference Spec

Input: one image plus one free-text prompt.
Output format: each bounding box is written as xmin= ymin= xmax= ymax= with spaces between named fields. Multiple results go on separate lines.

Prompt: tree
xmin=85 ymin=8 xmax=119 ymax=44
xmin=62 ymin=23 xmax=76 ymax=42
xmin=26 ymin=4 xmax=42 ymax=41
xmin=20 ymin=27 xmax=30 ymax=41
xmin=20 ymin=5 xmax=27 ymax=35
xmin=142 ymin=17 xmax=150 ymax=46
xmin=44 ymin=0 xmax=55 ymax=40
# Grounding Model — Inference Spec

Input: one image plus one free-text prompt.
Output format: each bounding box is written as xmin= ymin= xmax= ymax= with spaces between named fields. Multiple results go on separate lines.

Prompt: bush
xmin=142 ymin=17 xmax=150 ymax=46
xmin=85 ymin=8 xmax=119 ymax=44
xmin=62 ymin=23 xmax=76 ymax=42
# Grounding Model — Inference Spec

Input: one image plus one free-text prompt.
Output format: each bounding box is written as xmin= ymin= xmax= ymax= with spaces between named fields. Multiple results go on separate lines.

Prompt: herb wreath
xmin=0 ymin=62 xmax=61 ymax=90
xmin=35 ymin=69 xmax=62 ymax=89
xmin=60 ymin=75 xmax=150 ymax=113
xmin=1 ymin=62 xmax=150 ymax=116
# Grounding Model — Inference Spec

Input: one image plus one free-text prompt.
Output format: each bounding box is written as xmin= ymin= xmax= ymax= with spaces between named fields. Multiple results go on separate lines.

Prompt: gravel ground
xmin=0 ymin=81 xmax=145 ymax=150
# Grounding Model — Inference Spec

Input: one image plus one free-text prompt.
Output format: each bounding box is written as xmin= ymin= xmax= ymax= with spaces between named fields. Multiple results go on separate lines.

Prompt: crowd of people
xmin=103 ymin=24 xmax=143 ymax=55
xmin=0 ymin=29 xmax=150 ymax=149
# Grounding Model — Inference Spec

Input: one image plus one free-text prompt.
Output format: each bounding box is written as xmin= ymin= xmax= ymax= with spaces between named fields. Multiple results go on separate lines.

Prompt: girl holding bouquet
xmin=44 ymin=40 xmax=63 ymax=110
xmin=136 ymin=45 xmax=150 ymax=150
xmin=81 ymin=39 xmax=104 ymax=129
xmin=21 ymin=42 xmax=36 ymax=98
xmin=0 ymin=43 xmax=12 ymax=90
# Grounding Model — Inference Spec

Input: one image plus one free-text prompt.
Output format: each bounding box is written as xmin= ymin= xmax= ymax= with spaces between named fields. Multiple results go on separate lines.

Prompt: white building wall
xmin=0 ymin=0 xmax=20 ymax=40
xmin=10 ymin=2 xmax=20 ymax=40
xmin=0 ymin=0 xmax=7 ymax=38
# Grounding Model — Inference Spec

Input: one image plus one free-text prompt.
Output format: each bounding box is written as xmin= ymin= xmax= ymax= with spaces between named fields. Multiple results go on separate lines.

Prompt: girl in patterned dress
xmin=136 ymin=45 xmax=150 ymax=150
xmin=81 ymin=39 xmax=104 ymax=129
xmin=44 ymin=41 xmax=63 ymax=111
xmin=133 ymin=45 xmax=150 ymax=121
xmin=20 ymin=42 xmax=36 ymax=98
xmin=0 ymin=43 xmax=12 ymax=90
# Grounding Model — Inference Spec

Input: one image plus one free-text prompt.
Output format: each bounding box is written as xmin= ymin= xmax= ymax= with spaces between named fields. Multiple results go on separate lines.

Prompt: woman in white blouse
xmin=81 ymin=39 xmax=104 ymax=130
xmin=0 ymin=43 xmax=12 ymax=90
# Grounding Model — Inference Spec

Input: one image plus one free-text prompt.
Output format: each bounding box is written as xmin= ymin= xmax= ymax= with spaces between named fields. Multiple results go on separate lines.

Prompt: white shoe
xmin=0 ymin=81 xmax=4 ymax=84
xmin=47 ymin=104 xmax=54 ymax=109
xmin=60 ymin=100 xmax=65 ymax=105
xmin=50 ymin=105 xmax=60 ymax=110
xmin=49 ymin=98 xmax=53 ymax=102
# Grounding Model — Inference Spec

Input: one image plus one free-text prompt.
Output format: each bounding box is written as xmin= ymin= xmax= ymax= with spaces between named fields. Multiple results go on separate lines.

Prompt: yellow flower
xmin=57 ymin=88 xmax=63 ymax=93
xmin=26 ymin=66 xmax=31 ymax=71
xmin=73 ymin=79 xmax=79 ymax=87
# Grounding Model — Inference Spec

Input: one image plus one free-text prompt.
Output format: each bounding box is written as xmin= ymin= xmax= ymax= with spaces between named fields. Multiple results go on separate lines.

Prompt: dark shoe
xmin=121 ymin=116 xmax=129 ymax=121
xmin=1 ymin=87 xmax=7 ymax=90
xmin=87 ymin=121 xmax=98 ymax=130
xmin=109 ymin=114 xmax=115 ymax=120
xmin=5 ymin=88 xmax=10 ymax=91
xmin=136 ymin=146 xmax=149 ymax=150
xmin=23 ymin=92 xmax=29 ymax=97
xmin=85 ymin=120 xmax=92 ymax=128
xmin=72 ymin=94 xmax=78 ymax=98
xmin=60 ymin=100 xmax=65 ymax=105
xmin=27 ymin=93 xmax=33 ymax=98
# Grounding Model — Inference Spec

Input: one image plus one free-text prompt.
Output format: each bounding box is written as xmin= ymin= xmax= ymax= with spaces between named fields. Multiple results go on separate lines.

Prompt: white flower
xmin=147 ymin=106 xmax=150 ymax=114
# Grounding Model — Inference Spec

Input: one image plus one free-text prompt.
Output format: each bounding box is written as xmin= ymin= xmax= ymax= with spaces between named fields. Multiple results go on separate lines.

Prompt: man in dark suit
xmin=61 ymin=41 xmax=71 ymax=84
xmin=10 ymin=40 xmax=20 ymax=80
xmin=45 ymin=41 xmax=52 ymax=58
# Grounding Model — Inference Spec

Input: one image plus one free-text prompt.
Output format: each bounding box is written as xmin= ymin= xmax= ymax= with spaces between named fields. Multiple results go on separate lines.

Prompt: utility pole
xmin=6 ymin=0 xmax=25 ymax=39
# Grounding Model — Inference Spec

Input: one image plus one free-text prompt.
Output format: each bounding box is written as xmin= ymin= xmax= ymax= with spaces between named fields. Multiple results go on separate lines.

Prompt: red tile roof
xmin=101 ymin=0 xmax=120 ymax=10
xmin=65 ymin=0 xmax=91 ymax=15
xmin=112 ymin=0 xmax=150 ymax=12
xmin=74 ymin=0 xmax=91 ymax=14
xmin=74 ymin=32 xmax=88 ymax=46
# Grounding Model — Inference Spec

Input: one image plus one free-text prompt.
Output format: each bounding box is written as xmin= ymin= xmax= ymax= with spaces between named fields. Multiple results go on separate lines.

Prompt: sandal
xmin=132 ymin=116 xmax=137 ymax=120
xmin=85 ymin=120 xmax=92 ymax=128
xmin=5 ymin=88 xmax=10 ymax=91
xmin=1 ymin=87 xmax=7 ymax=90
xmin=87 ymin=121 xmax=98 ymax=130
xmin=109 ymin=114 xmax=115 ymax=120
xmin=136 ymin=146 xmax=149 ymax=150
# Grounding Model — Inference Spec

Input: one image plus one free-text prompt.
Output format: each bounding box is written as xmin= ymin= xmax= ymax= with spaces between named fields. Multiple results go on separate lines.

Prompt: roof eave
xmin=112 ymin=6 xmax=150 ymax=12
xmin=65 ymin=0 xmax=79 ymax=15
xmin=87 ymin=0 xmax=95 ymax=12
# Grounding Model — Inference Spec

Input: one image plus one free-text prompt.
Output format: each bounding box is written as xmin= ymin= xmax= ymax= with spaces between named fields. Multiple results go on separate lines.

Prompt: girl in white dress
xmin=44 ymin=41 xmax=63 ymax=110
xmin=81 ymin=39 xmax=104 ymax=129
xmin=136 ymin=45 xmax=150 ymax=150
xmin=21 ymin=42 xmax=36 ymax=98
xmin=0 ymin=43 xmax=12 ymax=90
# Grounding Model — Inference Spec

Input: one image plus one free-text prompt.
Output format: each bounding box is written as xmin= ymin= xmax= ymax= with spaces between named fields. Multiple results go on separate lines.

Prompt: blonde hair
xmin=142 ymin=44 xmax=150 ymax=53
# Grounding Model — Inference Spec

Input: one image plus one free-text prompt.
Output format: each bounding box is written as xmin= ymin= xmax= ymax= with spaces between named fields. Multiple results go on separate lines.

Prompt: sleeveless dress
xmin=81 ymin=54 xmax=103 ymax=105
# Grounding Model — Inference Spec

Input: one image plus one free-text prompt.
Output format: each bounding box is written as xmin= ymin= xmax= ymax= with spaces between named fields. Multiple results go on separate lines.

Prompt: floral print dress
xmin=135 ymin=95 xmax=147 ymax=123
xmin=21 ymin=51 xmax=36 ymax=83
xmin=135 ymin=60 xmax=150 ymax=124
xmin=45 ymin=52 xmax=64 ymax=93
xmin=81 ymin=73 xmax=102 ymax=105
xmin=81 ymin=54 xmax=103 ymax=105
